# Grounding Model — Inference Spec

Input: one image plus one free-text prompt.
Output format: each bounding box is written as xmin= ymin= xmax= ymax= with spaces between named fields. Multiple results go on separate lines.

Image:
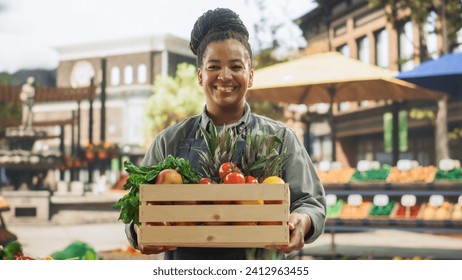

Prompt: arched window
xmin=137 ymin=64 xmax=147 ymax=83
xmin=111 ymin=67 xmax=120 ymax=86
xmin=124 ymin=65 xmax=133 ymax=85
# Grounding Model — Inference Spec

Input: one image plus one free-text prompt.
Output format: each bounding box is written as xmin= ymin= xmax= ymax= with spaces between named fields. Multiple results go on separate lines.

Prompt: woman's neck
xmin=206 ymin=105 xmax=245 ymax=126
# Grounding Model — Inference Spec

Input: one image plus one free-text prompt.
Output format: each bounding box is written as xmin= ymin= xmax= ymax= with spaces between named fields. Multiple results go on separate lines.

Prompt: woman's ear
xmin=198 ymin=68 xmax=203 ymax=86
xmin=248 ymin=69 xmax=254 ymax=88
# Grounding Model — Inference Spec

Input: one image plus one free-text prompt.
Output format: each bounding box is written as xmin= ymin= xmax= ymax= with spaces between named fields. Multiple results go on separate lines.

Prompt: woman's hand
xmin=266 ymin=212 xmax=312 ymax=253
xmin=134 ymin=224 xmax=177 ymax=254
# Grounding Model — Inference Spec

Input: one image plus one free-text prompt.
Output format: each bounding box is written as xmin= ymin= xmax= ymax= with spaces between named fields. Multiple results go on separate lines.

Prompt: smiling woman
xmin=124 ymin=7 xmax=326 ymax=260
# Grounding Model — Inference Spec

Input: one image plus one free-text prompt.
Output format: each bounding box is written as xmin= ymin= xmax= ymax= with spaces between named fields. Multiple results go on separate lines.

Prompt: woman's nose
xmin=218 ymin=67 xmax=232 ymax=80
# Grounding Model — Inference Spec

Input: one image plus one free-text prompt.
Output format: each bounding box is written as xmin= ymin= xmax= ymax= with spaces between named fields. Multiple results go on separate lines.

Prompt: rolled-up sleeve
xmin=282 ymin=130 xmax=326 ymax=244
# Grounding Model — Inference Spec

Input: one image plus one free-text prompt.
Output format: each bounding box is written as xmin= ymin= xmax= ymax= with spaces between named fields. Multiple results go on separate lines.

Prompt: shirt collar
xmin=200 ymin=102 xmax=252 ymax=132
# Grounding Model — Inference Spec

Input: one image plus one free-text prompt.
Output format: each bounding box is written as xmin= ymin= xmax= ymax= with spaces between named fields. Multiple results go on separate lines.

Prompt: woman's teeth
xmin=216 ymin=86 xmax=234 ymax=92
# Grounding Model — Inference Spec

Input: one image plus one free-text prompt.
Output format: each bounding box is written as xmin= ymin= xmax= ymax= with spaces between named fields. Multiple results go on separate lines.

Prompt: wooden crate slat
xmin=139 ymin=204 xmax=288 ymax=222
xmin=140 ymin=183 xmax=289 ymax=201
xmin=139 ymin=225 xmax=288 ymax=247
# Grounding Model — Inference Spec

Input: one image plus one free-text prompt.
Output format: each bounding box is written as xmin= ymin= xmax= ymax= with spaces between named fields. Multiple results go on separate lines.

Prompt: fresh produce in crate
xmin=241 ymin=129 xmax=287 ymax=182
xmin=195 ymin=122 xmax=238 ymax=182
xmin=434 ymin=168 xmax=462 ymax=181
xmin=317 ymin=168 xmax=356 ymax=184
xmin=113 ymin=155 xmax=201 ymax=225
xmin=386 ymin=166 xmax=437 ymax=183
xmin=326 ymin=199 xmax=344 ymax=219
xmin=195 ymin=122 xmax=287 ymax=183
xmin=136 ymin=122 xmax=290 ymax=248
xmin=369 ymin=201 xmax=396 ymax=217
xmin=351 ymin=165 xmax=391 ymax=181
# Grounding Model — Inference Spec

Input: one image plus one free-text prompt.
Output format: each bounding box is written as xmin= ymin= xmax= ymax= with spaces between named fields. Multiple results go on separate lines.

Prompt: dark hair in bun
xmin=189 ymin=8 xmax=252 ymax=67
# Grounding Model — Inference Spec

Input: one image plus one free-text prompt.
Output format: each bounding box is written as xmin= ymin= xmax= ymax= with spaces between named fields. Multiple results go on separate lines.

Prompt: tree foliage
xmin=144 ymin=63 xmax=205 ymax=142
xmin=249 ymin=0 xmax=307 ymax=64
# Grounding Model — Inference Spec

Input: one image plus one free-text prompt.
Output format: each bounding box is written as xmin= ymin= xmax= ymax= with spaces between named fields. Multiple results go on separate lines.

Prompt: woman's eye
xmin=207 ymin=65 xmax=219 ymax=70
xmin=232 ymin=65 xmax=243 ymax=70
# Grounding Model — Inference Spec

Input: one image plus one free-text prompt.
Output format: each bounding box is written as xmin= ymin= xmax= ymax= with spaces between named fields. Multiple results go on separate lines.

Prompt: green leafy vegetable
xmin=113 ymin=155 xmax=200 ymax=225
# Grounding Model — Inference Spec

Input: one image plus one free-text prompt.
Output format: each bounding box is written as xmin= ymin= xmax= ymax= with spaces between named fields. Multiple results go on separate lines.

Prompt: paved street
xmin=5 ymin=211 xmax=462 ymax=259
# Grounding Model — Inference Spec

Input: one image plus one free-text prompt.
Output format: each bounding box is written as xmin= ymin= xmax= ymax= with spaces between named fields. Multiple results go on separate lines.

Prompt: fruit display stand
xmin=325 ymin=184 xmax=462 ymax=230
xmin=319 ymin=158 xmax=462 ymax=260
xmin=138 ymin=183 xmax=289 ymax=248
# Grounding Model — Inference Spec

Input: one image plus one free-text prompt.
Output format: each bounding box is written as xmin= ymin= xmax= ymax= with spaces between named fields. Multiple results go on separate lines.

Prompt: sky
xmin=0 ymin=0 xmax=316 ymax=73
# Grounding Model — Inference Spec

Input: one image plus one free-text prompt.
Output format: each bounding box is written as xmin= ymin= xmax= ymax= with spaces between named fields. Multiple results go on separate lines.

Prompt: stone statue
xmin=19 ymin=76 xmax=35 ymax=130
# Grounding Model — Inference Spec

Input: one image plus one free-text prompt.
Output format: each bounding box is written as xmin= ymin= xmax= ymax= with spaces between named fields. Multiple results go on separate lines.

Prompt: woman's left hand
xmin=267 ymin=212 xmax=312 ymax=253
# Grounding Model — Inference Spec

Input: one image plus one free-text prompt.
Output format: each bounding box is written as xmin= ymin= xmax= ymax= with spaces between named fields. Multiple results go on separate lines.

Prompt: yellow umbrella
xmin=249 ymin=52 xmax=444 ymax=104
xmin=248 ymin=52 xmax=445 ymax=162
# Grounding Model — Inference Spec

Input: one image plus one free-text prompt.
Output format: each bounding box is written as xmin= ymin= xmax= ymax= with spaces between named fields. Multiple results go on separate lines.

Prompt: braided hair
xmin=189 ymin=8 xmax=253 ymax=68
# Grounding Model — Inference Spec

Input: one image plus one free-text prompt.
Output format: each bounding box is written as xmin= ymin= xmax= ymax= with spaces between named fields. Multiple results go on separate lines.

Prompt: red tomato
xmin=219 ymin=162 xmax=240 ymax=178
xmin=199 ymin=178 xmax=212 ymax=184
xmin=245 ymin=175 xmax=259 ymax=184
xmin=223 ymin=171 xmax=245 ymax=184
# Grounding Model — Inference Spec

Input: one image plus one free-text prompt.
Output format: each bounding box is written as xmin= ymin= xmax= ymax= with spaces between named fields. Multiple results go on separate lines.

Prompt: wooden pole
xmin=328 ymin=86 xmax=336 ymax=161
xmin=392 ymin=102 xmax=400 ymax=165
xmin=100 ymin=58 xmax=107 ymax=143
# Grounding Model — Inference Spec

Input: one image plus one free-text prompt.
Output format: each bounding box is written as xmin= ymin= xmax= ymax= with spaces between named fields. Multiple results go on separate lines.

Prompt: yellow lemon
xmin=262 ymin=176 xmax=285 ymax=184
xmin=262 ymin=176 xmax=285 ymax=206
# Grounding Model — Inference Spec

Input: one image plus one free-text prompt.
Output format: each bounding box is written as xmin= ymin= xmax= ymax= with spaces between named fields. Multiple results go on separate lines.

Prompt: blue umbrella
xmin=396 ymin=52 xmax=462 ymax=98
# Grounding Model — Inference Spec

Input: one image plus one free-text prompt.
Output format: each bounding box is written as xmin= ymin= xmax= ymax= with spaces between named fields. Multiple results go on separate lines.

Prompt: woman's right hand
xmin=134 ymin=224 xmax=177 ymax=254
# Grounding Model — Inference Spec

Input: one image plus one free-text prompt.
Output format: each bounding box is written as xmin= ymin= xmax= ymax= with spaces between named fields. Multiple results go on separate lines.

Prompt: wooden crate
xmin=139 ymin=183 xmax=290 ymax=248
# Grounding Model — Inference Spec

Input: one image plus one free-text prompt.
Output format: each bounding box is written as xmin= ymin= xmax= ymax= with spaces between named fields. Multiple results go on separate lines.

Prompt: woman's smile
xmin=214 ymin=85 xmax=237 ymax=93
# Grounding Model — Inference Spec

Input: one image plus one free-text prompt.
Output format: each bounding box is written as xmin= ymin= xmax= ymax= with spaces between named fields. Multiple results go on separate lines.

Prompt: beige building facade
xmin=33 ymin=34 xmax=195 ymax=153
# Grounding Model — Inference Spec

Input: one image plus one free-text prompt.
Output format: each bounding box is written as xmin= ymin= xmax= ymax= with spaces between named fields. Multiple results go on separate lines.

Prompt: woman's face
xmin=198 ymin=39 xmax=253 ymax=115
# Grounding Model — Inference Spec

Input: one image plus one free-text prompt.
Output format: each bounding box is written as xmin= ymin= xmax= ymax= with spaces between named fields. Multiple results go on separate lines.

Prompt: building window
xmin=338 ymin=102 xmax=350 ymax=112
xmin=137 ymin=64 xmax=147 ymax=83
xmin=124 ymin=65 xmax=133 ymax=85
xmin=357 ymin=36 xmax=370 ymax=64
xmin=425 ymin=11 xmax=438 ymax=59
xmin=316 ymin=103 xmax=330 ymax=114
xmin=456 ymin=27 xmax=462 ymax=52
xmin=337 ymin=44 xmax=350 ymax=57
xmin=110 ymin=67 xmax=120 ymax=86
xmin=375 ymin=29 xmax=389 ymax=68
xmin=359 ymin=100 xmax=370 ymax=108
xmin=399 ymin=21 xmax=414 ymax=71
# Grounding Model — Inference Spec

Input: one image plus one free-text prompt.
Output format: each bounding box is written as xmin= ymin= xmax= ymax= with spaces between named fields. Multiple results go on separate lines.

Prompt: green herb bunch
xmin=113 ymin=155 xmax=200 ymax=225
